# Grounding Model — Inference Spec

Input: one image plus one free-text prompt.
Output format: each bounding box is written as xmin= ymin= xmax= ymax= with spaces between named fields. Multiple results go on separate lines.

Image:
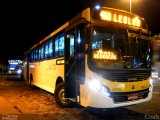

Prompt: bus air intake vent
xmin=101 ymin=69 xmax=150 ymax=82
xmin=111 ymin=89 xmax=149 ymax=103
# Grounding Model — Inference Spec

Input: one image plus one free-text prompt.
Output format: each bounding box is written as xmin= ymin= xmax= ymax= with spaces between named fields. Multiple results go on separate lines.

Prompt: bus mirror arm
xmin=85 ymin=40 xmax=94 ymax=54
xmin=85 ymin=44 xmax=89 ymax=53
xmin=85 ymin=22 xmax=92 ymax=44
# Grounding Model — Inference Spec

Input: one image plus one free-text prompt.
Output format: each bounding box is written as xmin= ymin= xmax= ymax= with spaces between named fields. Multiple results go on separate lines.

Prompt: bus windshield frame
xmin=88 ymin=25 xmax=152 ymax=70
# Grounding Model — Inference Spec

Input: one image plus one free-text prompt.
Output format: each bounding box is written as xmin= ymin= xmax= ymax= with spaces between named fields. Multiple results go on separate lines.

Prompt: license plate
xmin=128 ymin=94 xmax=138 ymax=100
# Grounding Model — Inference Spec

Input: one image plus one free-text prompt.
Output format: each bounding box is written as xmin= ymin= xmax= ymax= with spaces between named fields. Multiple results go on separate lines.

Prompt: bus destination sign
xmin=93 ymin=49 xmax=117 ymax=60
xmin=99 ymin=9 xmax=141 ymax=28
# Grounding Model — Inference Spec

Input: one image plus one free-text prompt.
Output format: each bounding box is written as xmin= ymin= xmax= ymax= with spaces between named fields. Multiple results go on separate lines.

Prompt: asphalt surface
xmin=0 ymin=75 xmax=160 ymax=120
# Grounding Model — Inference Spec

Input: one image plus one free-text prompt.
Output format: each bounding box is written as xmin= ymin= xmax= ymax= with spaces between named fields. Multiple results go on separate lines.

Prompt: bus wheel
xmin=54 ymin=82 xmax=74 ymax=108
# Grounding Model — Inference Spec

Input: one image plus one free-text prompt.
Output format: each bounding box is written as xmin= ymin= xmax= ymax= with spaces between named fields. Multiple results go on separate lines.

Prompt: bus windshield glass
xmin=89 ymin=26 xmax=151 ymax=70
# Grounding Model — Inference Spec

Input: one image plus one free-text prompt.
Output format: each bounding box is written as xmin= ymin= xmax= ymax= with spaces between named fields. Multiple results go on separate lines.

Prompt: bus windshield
xmin=89 ymin=26 xmax=151 ymax=70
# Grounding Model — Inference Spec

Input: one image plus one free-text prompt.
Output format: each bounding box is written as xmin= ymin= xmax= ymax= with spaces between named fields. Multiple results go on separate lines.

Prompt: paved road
xmin=0 ymin=76 xmax=160 ymax=120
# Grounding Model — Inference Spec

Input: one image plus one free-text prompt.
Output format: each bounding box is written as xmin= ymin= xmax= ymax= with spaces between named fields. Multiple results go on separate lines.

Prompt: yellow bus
xmin=23 ymin=6 xmax=153 ymax=108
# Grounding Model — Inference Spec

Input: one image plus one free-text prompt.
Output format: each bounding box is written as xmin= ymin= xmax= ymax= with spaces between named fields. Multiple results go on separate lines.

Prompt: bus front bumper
xmin=85 ymin=86 xmax=152 ymax=108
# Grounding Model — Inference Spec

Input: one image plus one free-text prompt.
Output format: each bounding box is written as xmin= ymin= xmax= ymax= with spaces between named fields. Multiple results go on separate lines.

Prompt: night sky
xmin=0 ymin=0 xmax=159 ymax=64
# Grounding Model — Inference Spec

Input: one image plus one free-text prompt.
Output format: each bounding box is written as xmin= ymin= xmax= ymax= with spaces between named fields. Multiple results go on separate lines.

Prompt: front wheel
xmin=54 ymin=82 xmax=74 ymax=108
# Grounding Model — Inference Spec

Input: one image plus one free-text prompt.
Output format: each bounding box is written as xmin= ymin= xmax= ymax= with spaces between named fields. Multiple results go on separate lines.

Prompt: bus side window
xmin=39 ymin=45 xmax=44 ymax=60
xmin=55 ymin=37 xmax=59 ymax=57
xmin=66 ymin=33 xmax=75 ymax=57
xmin=54 ymin=34 xmax=65 ymax=58
xmin=59 ymin=36 xmax=64 ymax=56
xmin=44 ymin=40 xmax=53 ymax=59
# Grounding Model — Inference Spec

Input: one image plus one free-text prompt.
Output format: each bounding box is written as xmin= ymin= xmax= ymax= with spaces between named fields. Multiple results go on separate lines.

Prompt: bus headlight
xmin=150 ymin=78 xmax=153 ymax=86
xmin=149 ymin=78 xmax=153 ymax=92
xmin=17 ymin=69 xmax=22 ymax=74
xmin=89 ymin=79 xmax=110 ymax=96
xmin=89 ymin=79 xmax=101 ymax=91
xmin=101 ymin=86 xmax=110 ymax=96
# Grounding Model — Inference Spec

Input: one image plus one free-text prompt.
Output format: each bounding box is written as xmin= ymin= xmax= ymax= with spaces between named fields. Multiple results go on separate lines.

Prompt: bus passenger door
xmin=65 ymin=25 xmax=85 ymax=102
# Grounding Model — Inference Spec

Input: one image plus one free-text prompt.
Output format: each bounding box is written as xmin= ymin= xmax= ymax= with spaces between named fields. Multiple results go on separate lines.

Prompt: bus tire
xmin=54 ymin=82 xmax=74 ymax=108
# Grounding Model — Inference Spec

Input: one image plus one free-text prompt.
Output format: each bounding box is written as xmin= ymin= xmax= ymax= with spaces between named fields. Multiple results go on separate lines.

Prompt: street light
xmin=121 ymin=0 xmax=132 ymax=12
xmin=123 ymin=0 xmax=140 ymax=13
xmin=129 ymin=0 xmax=132 ymax=12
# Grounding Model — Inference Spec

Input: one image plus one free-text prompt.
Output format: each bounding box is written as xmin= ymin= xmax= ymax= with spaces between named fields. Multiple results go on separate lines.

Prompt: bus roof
xmin=26 ymin=6 xmax=148 ymax=54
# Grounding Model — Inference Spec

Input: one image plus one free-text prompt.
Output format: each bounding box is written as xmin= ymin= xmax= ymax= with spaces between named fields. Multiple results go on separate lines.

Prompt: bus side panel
xmin=29 ymin=59 xmax=64 ymax=94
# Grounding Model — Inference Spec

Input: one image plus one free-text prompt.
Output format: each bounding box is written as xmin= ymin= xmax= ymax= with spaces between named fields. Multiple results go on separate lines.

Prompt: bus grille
xmin=103 ymin=70 xmax=150 ymax=82
xmin=111 ymin=89 xmax=149 ymax=103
